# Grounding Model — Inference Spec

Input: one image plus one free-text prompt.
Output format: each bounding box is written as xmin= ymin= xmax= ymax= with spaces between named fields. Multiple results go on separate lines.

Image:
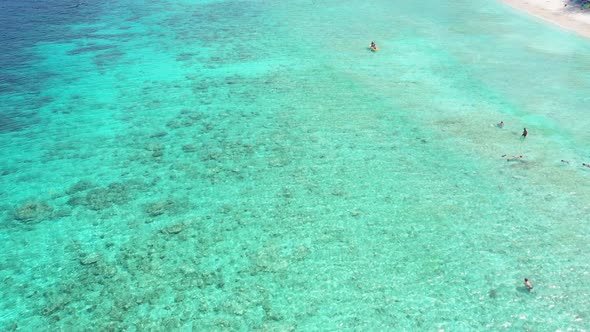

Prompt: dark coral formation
xmin=65 ymin=180 xmax=95 ymax=195
xmin=165 ymin=109 xmax=203 ymax=130
xmin=66 ymin=182 xmax=135 ymax=211
xmin=160 ymin=222 xmax=184 ymax=234
xmin=66 ymin=44 xmax=118 ymax=56
xmin=145 ymin=199 xmax=176 ymax=217
xmin=149 ymin=131 xmax=168 ymax=138
xmin=27 ymin=206 xmax=303 ymax=330
xmin=145 ymin=142 xmax=165 ymax=159
xmin=79 ymin=252 xmax=101 ymax=266
xmin=64 ymin=180 xmax=148 ymax=213
xmin=152 ymin=149 xmax=163 ymax=158
xmin=13 ymin=202 xmax=54 ymax=222
xmin=85 ymin=183 xmax=130 ymax=211
xmin=181 ymin=144 xmax=196 ymax=153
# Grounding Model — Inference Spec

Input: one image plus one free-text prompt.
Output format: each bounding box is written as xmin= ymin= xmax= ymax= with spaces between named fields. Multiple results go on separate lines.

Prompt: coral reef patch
xmin=13 ymin=202 xmax=54 ymax=223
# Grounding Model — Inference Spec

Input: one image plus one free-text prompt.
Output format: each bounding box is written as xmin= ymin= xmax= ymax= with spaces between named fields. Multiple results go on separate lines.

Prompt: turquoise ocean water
xmin=1 ymin=0 xmax=590 ymax=330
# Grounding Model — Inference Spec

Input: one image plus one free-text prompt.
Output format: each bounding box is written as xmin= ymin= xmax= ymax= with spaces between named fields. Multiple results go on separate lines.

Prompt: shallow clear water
xmin=1 ymin=0 xmax=590 ymax=330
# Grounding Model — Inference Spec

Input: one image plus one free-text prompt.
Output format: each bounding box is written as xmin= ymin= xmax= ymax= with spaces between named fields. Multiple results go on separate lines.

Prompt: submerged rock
xmin=85 ymin=189 xmax=114 ymax=210
xmin=350 ymin=210 xmax=362 ymax=217
xmin=489 ymin=289 xmax=498 ymax=298
xmin=80 ymin=253 xmax=101 ymax=265
xmin=166 ymin=120 xmax=181 ymax=129
xmin=145 ymin=200 xmax=174 ymax=217
xmin=13 ymin=201 xmax=53 ymax=222
xmin=65 ymin=180 xmax=95 ymax=195
xmin=145 ymin=143 xmax=163 ymax=152
xmin=84 ymin=182 xmax=129 ymax=210
xmin=152 ymin=149 xmax=163 ymax=158
xmin=66 ymin=196 xmax=86 ymax=207
xmin=182 ymin=144 xmax=196 ymax=153
xmin=161 ymin=222 xmax=184 ymax=234
xmin=149 ymin=131 xmax=168 ymax=138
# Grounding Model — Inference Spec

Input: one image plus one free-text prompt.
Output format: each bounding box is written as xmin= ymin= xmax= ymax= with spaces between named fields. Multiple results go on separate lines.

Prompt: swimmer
xmin=521 ymin=128 xmax=528 ymax=139
xmin=583 ymin=163 xmax=590 ymax=169
xmin=497 ymin=121 xmax=504 ymax=128
xmin=524 ymin=278 xmax=533 ymax=291
xmin=561 ymin=159 xmax=570 ymax=164
xmin=506 ymin=155 xmax=523 ymax=161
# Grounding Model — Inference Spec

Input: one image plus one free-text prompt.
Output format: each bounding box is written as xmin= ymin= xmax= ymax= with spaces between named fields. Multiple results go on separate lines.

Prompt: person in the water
xmin=524 ymin=278 xmax=533 ymax=291
xmin=522 ymin=128 xmax=528 ymax=138
xmin=497 ymin=121 xmax=504 ymax=128
xmin=505 ymin=155 xmax=523 ymax=161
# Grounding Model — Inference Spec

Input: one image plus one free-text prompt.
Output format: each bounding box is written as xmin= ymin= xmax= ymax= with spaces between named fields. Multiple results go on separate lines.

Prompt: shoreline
xmin=498 ymin=0 xmax=590 ymax=39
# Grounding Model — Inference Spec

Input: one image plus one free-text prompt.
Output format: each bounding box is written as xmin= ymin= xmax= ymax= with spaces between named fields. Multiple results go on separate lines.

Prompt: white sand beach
xmin=499 ymin=0 xmax=590 ymax=38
